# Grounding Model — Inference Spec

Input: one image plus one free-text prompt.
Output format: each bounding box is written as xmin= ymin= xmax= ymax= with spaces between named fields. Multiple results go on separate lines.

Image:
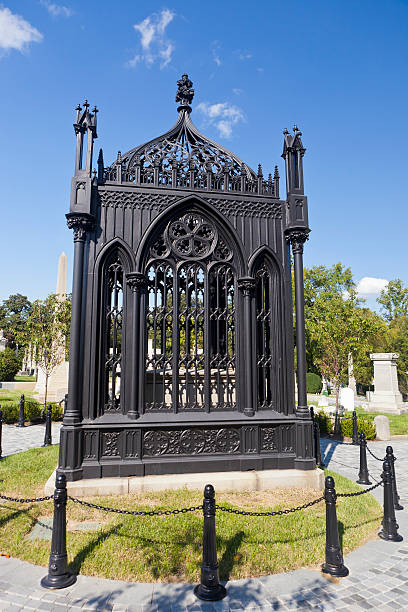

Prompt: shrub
xmin=306 ymin=372 xmax=322 ymax=394
xmin=341 ymin=416 xmax=376 ymax=440
xmin=0 ymin=400 xmax=63 ymax=424
xmin=316 ymin=410 xmax=333 ymax=434
xmin=0 ymin=348 xmax=21 ymax=382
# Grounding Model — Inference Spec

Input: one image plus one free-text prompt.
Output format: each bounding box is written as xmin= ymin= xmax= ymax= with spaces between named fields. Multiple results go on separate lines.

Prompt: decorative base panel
xmin=58 ymin=420 xmax=315 ymax=481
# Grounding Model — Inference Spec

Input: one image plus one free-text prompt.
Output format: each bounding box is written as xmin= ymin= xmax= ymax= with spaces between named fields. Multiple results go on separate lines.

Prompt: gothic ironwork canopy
xmin=60 ymin=74 xmax=314 ymax=482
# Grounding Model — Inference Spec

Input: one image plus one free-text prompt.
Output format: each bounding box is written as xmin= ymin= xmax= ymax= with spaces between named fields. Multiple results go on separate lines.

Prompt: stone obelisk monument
xmin=34 ymin=253 xmax=69 ymax=403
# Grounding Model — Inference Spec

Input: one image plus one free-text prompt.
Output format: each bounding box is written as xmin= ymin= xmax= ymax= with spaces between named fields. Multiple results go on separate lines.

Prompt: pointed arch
xmin=251 ymin=248 xmax=286 ymax=412
xmin=136 ymin=195 xmax=246 ymax=276
xmin=139 ymin=195 xmax=242 ymax=414
xmin=93 ymin=239 xmax=134 ymax=417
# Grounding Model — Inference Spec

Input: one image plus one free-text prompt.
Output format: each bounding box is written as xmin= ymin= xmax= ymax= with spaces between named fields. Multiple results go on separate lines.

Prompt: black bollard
xmin=194 ymin=485 xmax=226 ymax=602
xmin=379 ymin=460 xmax=403 ymax=542
xmin=334 ymin=408 xmax=340 ymax=436
xmin=0 ymin=407 xmax=2 ymax=460
xmin=41 ymin=473 xmax=76 ymax=589
xmin=356 ymin=432 xmax=371 ymax=485
xmin=18 ymin=394 xmax=25 ymax=428
xmin=42 ymin=405 xmax=52 ymax=447
xmin=322 ymin=476 xmax=349 ymax=577
xmin=310 ymin=406 xmax=315 ymax=422
xmin=313 ymin=420 xmax=325 ymax=468
xmin=385 ymin=446 xmax=403 ymax=510
xmin=352 ymin=410 xmax=359 ymax=445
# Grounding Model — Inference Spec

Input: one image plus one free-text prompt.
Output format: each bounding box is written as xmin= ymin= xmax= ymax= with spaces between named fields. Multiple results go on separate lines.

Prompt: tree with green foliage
xmin=307 ymin=278 xmax=383 ymax=409
xmin=0 ymin=294 xmax=32 ymax=348
xmin=24 ymin=294 xmax=71 ymax=409
xmin=378 ymin=279 xmax=408 ymax=322
xmin=0 ymin=347 xmax=21 ymax=381
xmin=302 ymin=263 xmax=356 ymax=375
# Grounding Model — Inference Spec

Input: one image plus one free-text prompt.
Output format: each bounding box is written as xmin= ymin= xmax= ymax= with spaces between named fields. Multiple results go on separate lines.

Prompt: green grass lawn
xmin=14 ymin=375 xmax=37 ymax=382
xmin=0 ymin=446 xmax=382 ymax=582
xmin=351 ymin=407 xmax=408 ymax=436
xmin=0 ymin=389 xmax=37 ymax=403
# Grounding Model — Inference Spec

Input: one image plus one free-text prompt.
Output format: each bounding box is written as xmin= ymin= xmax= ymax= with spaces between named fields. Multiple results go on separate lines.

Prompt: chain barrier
xmin=366 ymin=446 xmax=385 ymax=462
xmin=216 ymin=496 xmax=324 ymax=516
xmin=68 ymin=496 xmax=203 ymax=516
xmin=0 ymin=479 xmax=383 ymax=515
xmin=337 ymin=480 xmax=383 ymax=497
xmin=0 ymin=493 xmax=52 ymax=503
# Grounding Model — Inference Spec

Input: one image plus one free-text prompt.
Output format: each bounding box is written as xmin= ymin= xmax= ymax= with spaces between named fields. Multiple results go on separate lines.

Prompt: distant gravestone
xmin=340 ymin=387 xmax=354 ymax=412
xmin=318 ymin=393 xmax=329 ymax=407
xmin=374 ymin=415 xmax=390 ymax=441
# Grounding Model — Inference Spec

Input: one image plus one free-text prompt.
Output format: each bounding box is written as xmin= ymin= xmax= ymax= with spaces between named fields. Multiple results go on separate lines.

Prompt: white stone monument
xmin=0 ymin=329 xmax=6 ymax=353
xmin=368 ymin=353 xmax=407 ymax=415
xmin=340 ymin=387 xmax=354 ymax=412
xmin=34 ymin=252 xmax=69 ymax=403
xmin=374 ymin=415 xmax=390 ymax=440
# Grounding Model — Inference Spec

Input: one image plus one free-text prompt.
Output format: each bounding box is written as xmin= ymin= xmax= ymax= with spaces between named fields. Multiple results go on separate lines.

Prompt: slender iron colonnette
xmin=334 ymin=408 xmax=341 ymax=435
xmin=309 ymin=406 xmax=315 ymax=422
xmin=385 ymin=446 xmax=403 ymax=510
xmin=41 ymin=473 xmax=76 ymax=589
xmin=356 ymin=432 xmax=371 ymax=485
xmin=18 ymin=394 xmax=25 ymax=428
xmin=322 ymin=476 xmax=349 ymax=577
xmin=0 ymin=407 xmax=2 ymax=459
xmin=378 ymin=460 xmax=403 ymax=542
xmin=194 ymin=485 xmax=226 ymax=601
xmin=352 ymin=410 xmax=359 ymax=445
xmin=42 ymin=405 xmax=52 ymax=447
xmin=313 ymin=419 xmax=325 ymax=468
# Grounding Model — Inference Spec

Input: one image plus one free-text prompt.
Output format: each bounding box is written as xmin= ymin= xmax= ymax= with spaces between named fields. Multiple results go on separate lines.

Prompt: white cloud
xmin=238 ymin=52 xmax=252 ymax=60
xmin=211 ymin=40 xmax=221 ymax=66
xmin=232 ymin=88 xmax=243 ymax=95
xmin=129 ymin=9 xmax=175 ymax=69
xmin=0 ymin=7 xmax=42 ymax=53
xmin=40 ymin=1 xmax=73 ymax=17
xmin=256 ymin=67 xmax=264 ymax=73
xmin=196 ymin=102 xmax=245 ymax=139
xmin=356 ymin=277 xmax=389 ymax=296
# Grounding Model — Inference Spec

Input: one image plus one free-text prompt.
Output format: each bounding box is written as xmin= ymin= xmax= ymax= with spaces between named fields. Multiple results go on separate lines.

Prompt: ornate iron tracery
xmin=144 ymin=211 xmax=235 ymax=413
xmin=103 ymin=255 xmax=124 ymax=413
xmin=255 ymin=259 xmax=282 ymax=411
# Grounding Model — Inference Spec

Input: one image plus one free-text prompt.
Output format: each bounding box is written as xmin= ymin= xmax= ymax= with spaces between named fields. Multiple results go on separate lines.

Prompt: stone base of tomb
xmin=45 ymin=466 xmax=324 ymax=497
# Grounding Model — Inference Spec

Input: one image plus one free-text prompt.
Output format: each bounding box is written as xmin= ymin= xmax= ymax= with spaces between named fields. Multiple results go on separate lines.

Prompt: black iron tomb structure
xmin=60 ymin=75 xmax=314 ymax=480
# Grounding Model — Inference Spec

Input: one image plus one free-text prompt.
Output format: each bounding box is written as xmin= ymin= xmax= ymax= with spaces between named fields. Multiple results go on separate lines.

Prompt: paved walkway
xmin=0 ymin=435 xmax=408 ymax=611
xmin=1 ymin=423 xmax=62 ymax=457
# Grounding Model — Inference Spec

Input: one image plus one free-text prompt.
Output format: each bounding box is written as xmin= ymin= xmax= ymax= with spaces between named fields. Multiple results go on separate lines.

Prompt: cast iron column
xmin=64 ymin=213 xmax=94 ymax=425
xmin=285 ymin=229 xmax=313 ymax=469
xmin=238 ymin=277 xmax=256 ymax=416
xmin=285 ymin=229 xmax=310 ymax=416
xmin=126 ymin=273 xmax=147 ymax=420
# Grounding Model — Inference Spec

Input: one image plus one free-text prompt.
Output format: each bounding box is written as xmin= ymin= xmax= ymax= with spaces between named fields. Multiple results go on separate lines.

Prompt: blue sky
xmin=0 ymin=0 xmax=407 ymax=309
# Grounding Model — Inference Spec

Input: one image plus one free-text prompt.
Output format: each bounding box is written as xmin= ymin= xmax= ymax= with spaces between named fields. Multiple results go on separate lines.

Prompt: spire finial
xmin=83 ymin=99 xmax=89 ymax=110
xmin=283 ymin=128 xmax=289 ymax=135
xmin=176 ymin=73 xmax=194 ymax=113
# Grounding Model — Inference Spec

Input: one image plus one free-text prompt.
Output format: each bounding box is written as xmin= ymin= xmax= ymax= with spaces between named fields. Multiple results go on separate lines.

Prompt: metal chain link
xmin=68 ymin=496 xmax=203 ymax=516
xmin=366 ymin=446 xmax=385 ymax=462
xmin=337 ymin=480 xmax=383 ymax=497
xmin=216 ymin=496 xmax=324 ymax=517
xmin=0 ymin=493 xmax=53 ymax=503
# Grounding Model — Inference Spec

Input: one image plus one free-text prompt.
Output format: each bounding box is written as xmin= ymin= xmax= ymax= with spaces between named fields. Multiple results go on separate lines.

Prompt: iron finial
xmin=293 ymin=123 xmax=298 ymax=132
xmin=83 ymin=99 xmax=89 ymax=109
xmin=274 ymin=165 xmax=279 ymax=178
xmin=75 ymin=104 xmax=82 ymax=112
xmin=176 ymin=73 xmax=194 ymax=111
xmin=283 ymin=128 xmax=289 ymax=135
xmin=92 ymin=106 xmax=98 ymax=114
